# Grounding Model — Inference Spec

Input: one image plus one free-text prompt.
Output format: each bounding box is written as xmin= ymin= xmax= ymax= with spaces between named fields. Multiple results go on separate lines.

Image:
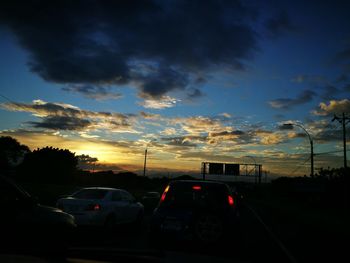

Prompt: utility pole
xmin=143 ymin=148 xmax=147 ymax=176
xmin=332 ymin=113 xmax=349 ymax=169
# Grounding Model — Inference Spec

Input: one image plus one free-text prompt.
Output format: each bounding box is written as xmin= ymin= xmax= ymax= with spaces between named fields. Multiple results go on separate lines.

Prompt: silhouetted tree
xmin=76 ymin=154 xmax=98 ymax=170
xmin=0 ymin=136 xmax=30 ymax=172
xmin=18 ymin=146 xmax=78 ymax=183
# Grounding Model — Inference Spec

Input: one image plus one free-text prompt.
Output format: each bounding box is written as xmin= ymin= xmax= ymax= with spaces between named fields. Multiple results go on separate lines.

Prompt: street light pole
xmin=284 ymin=123 xmax=314 ymax=177
xmin=143 ymin=148 xmax=147 ymax=177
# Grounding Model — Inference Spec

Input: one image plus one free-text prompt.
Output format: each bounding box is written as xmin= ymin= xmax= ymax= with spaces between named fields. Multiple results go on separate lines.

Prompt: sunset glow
xmin=1 ymin=1 xmax=349 ymax=177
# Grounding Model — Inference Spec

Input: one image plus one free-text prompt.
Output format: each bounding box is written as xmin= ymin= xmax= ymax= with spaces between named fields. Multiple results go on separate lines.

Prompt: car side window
xmin=121 ymin=191 xmax=134 ymax=202
xmin=111 ymin=191 xmax=122 ymax=202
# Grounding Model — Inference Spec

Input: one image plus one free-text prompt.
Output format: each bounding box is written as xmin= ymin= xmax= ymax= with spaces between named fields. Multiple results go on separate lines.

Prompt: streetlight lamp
xmin=283 ymin=123 xmax=314 ymax=177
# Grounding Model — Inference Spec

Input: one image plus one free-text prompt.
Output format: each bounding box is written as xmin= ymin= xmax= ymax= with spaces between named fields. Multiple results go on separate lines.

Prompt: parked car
xmin=0 ymin=175 xmax=76 ymax=256
xmin=56 ymin=187 xmax=144 ymax=227
xmin=150 ymin=180 xmax=239 ymax=244
xmin=141 ymin=191 xmax=160 ymax=212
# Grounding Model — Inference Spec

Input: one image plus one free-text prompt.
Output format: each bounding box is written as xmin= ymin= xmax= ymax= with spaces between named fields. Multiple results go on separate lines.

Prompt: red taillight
xmin=192 ymin=185 xmax=201 ymax=190
xmin=228 ymin=195 xmax=234 ymax=206
xmin=86 ymin=204 xmax=101 ymax=211
xmin=160 ymin=185 xmax=170 ymax=202
xmin=93 ymin=204 xmax=101 ymax=211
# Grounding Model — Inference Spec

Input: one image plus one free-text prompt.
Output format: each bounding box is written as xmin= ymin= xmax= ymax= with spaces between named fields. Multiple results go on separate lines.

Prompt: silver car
xmin=56 ymin=187 xmax=144 ymax=227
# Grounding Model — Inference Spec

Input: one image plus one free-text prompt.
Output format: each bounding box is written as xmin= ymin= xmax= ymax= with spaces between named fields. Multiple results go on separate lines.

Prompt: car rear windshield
xmin=162 ymin=182 xmax=230 ymax=209
xmin=72 ymin=189 xmax=108 ymax=200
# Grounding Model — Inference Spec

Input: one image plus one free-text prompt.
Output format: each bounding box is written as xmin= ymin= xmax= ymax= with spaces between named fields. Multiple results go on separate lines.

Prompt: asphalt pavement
xmin=65 ymin=204 xmax=297 ymax=263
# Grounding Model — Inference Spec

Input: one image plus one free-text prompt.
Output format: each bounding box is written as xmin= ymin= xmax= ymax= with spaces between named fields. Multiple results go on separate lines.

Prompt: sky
xmin=0 ymin=0 xmax=350 ymax=177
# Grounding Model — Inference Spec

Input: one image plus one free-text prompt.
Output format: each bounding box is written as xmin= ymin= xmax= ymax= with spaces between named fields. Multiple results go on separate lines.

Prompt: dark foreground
xmin=1 ymin=203 xmax=300 ymax=263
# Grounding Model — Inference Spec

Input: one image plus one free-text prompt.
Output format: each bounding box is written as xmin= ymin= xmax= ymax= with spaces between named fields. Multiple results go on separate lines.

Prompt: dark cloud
xmin=28 ymin=116 xmax=91 ymax=130
xmin=137 ymin=66 xmax=189 ymax=99
xmin=187 ymin=88 xmax=204 ymax=100
xmin=62 ymin=85 xmax=122 ymax=100
xmin=2 ymin=100 xmax=137 ymax=132
xmin=210 ymin=130 xmax=245 ymax=137
xmin=269 ymin=90 xmax=316 ymax=110
xmin=264 ymin=11 xmax=296 ymax=38
xmin=0 ymin=0 xmax=258 ymax=99
xmin=278 ymin=124 xmax=293 ymax=130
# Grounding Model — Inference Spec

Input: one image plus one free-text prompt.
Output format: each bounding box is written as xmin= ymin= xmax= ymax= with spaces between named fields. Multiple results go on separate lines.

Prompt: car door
xmin=110 ymin=190 xmax=127 ymax=223
xmin=120 ymin=190 xmax=138 ymax=222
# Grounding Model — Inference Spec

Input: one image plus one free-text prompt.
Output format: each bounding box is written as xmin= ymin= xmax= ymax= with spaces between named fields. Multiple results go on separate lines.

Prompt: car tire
xmin=194 ymin=214 xmax=224 ymax=244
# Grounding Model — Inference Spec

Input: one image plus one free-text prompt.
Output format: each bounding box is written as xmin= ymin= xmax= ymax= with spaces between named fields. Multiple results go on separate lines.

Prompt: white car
xmin=56 ymin=187 xmax=144 ymax=227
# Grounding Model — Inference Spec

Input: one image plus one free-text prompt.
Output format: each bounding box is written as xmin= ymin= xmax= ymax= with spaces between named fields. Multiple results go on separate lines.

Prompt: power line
xmin=289 ymin=156 xmax=311 ymax=177
xmin=314 ymin=149 xmax=350 ymax=156
xmin=0 ymin=93 xmax=15 ymax=103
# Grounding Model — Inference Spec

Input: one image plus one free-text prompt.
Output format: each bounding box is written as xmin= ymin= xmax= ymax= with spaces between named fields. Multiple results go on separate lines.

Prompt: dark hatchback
xmin=150 ymin=180 xmax=239 ymax=244
xmin=0 ymin=175 xmax=76 ymax=257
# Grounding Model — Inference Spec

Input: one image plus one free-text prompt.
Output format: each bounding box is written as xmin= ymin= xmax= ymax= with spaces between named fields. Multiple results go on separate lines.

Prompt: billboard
xmin=225 ymin=164 xmax=240 ymax=175
xmin=208 ymin=163 xmax=224 ymax=175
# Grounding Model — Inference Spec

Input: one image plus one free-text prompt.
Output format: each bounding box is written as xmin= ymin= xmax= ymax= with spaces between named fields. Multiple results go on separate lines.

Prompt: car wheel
xmin=194 ymin=214 xmax=223 ymax=243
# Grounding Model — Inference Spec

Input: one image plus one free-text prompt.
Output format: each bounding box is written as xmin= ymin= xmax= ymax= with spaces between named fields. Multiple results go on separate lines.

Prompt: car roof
xmin=78 ymin=187 xmax=121 ymax=191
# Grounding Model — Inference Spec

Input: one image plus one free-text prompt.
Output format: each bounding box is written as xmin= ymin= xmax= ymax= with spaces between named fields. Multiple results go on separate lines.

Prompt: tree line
xmin=0 ymin=136 xmax=171 ymax=189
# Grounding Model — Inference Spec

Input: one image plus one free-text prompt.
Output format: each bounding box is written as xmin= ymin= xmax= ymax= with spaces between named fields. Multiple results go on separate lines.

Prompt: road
xmin=65 ymin=204 xmax=296 ymax=263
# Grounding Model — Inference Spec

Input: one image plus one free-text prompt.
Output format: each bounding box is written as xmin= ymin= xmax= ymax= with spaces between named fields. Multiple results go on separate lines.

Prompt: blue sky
xmin=0 ymin=0 xmax=349 ymax=177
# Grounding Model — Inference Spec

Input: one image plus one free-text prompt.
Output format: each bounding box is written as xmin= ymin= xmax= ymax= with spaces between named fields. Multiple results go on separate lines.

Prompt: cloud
xmin=139 ymin=96 xmax=179 ymax=109
xmin=264 ymin=11 xmax=296 ymax=38
xmin=161 ymin=137 xmax=197 ymax=148
xmin=312 ymin=99 xmax=350 ymax=116
xmin=219 ymin=113 xmax=232 ymax=118
xmin=62 ymin=84 xmax=122 ymax=100
xmin=268 ymin=90 xmax=316 ymax=110
xmin=1 ymin=99 xmax=137 ymax=132
xmin=139 ymin=111 xmax=161 ymax=120
xmin=0 ymin=0 xmax=258 ymax=100
xmin=28 ymin=116 xmax=91 ymax=130
xmin=171 ymin=116 xmax=226 ymax=134
xmin=161 ymin=128 xmax=177 ymax=136
xmin=209 ymin=130 xmax=245 ymax=137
